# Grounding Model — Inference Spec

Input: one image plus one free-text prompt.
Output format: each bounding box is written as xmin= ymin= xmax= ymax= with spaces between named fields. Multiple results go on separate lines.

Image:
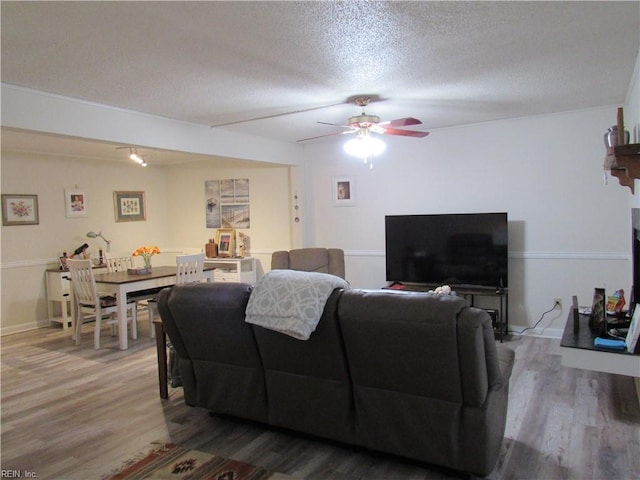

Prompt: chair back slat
xmin=176 ymin=253 xmax=205 ymax=284
xmin=104 ymin=253 xmax=134 ymax=273
xmin=66 ymin=259 xmax=99 ymax=307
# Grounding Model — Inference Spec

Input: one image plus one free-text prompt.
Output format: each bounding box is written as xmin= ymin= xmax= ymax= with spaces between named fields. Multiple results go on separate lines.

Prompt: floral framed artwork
xmin=2 ymin=194 xmax=39 ymax=226
xmin=216 ymin=228 xmax=236 ymax=257
xmin=113 ymin=191 xmax=146 ymax=222
xmin=332 ymin=176 xmax=356 ymax=206
xmin=65 ymin=188 xmax=88 ymax=218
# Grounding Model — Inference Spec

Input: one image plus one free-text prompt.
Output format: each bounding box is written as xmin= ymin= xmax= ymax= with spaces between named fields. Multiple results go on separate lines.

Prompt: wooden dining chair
xmin=176 ymin=252 xmax=206 ymax=284
xmin=104 ymin=252 xmax=158 ymax=338
xmin=66 ymin=259 xmax=137 ymax=349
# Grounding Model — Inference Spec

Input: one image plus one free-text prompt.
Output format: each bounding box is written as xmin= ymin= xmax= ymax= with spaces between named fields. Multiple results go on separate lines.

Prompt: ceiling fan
xmin=297 ymin=96 xmax=430 ymax=143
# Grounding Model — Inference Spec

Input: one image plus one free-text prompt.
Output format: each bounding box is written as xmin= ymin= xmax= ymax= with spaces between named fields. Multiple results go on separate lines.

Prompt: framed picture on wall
xmin=216 ymin=228 xmax=235 ymax=257
xmin=332 ymin=175 xmax=356 ymax=206
xmin=114 ymin=191 xmax=146 ymax=222
xmin=2 ymin=194 xmax=39 ymax=226
xmin=65 ymin=188 xmax=88 ymax=218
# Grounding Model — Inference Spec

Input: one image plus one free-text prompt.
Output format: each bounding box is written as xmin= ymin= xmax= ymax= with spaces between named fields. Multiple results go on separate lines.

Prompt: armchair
xmin=271 ymin=248 xmax=345 ymax=279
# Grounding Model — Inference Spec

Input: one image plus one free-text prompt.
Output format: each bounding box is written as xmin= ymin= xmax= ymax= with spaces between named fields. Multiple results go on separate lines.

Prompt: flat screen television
xmin=385 ymin=212 xmax=508 ymax=289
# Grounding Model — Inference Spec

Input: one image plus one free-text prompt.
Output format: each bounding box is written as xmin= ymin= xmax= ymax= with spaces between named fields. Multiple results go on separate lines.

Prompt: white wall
xmin=2 ymin=86 xmax=639 ymax=336
xmin=0 ymin=152 xmax=293 ymax=334
xmin=163 ymin=159 xmax=294 ymax=277
xmin=1 ymin=152 xmax=169 ymax=333
xmin=303 ymin=106 xmax=632 ymax=333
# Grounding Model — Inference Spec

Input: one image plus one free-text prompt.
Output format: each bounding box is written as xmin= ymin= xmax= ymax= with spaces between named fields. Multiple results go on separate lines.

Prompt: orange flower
xmin=132 ymin=246 xmax=160 ymax=268
xmin=132 ymin=246 xmax=160 ymax=257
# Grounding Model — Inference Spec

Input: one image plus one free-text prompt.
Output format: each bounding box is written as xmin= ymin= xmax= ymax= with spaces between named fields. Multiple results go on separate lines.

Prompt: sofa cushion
xmin=251 ymin=288 xmax=355 ymax=443
xmin=339 ymin=289 xmax=468 ymax=402
xmin=158 ymin=282 xmax=267 ymax=422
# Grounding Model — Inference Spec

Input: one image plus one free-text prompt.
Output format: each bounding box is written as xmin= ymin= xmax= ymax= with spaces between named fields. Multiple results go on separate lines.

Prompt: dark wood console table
xmin=560 ymin=311 xmax=640 ymax=377
xmin=153 ymin=318 xmax=169 ymax=399
xmin=383 ymin=284 xmax=508 ymax=341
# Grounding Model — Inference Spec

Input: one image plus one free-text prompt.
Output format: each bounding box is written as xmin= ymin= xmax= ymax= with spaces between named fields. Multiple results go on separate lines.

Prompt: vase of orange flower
xmin=132 ymin=246 xmax=160 ymax=271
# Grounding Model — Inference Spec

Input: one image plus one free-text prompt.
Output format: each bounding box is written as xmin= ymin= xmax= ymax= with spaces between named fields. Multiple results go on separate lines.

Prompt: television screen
xmin=385 ymin=213 xmax=508 ymax=289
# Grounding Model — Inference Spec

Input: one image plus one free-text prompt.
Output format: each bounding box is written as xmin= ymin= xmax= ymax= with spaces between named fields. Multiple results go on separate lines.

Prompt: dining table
xmin=93 ymin=265 xmax=215 ymax=350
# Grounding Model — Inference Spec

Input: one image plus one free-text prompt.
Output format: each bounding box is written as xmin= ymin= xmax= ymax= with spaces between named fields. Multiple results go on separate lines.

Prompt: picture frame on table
xmin=2 ymin=194 xmax=39 ymax=226
xmin=65 ymin=188 xmax=88 ymax=218
xmin=114 ymin=191 xmax=146 ymax=222
xmin=216 ymin=228 xmax=235 ymax=257
xmin=626 ymin=304 xmax=640 ymax=354
xmin=332 ymin=176 xmax=356 ymax=207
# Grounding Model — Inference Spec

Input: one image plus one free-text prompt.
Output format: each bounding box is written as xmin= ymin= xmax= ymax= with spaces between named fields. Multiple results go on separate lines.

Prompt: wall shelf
xmin=604 ymin=143 xmax=640 ymax=193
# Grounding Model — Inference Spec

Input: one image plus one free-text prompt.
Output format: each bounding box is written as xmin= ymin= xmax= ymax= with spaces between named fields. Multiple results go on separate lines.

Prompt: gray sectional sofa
xmin=157 ymin=282 xmax=514 ymax=477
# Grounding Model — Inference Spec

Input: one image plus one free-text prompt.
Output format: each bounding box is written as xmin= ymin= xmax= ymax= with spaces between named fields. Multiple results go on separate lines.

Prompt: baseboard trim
xmin=510 ymin=327 xmax=563 ymax=339
xmin=1 ymin=319 xmax=51 ymax=336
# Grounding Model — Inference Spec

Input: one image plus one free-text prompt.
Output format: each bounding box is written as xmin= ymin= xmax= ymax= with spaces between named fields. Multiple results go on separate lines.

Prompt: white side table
xmin=46 ymin=269 xmax=72 ymax=329
xmin=204 ymin=257 xmax=257 ymax=284
xmin=46 ymin=265 xmax=107 ymax=329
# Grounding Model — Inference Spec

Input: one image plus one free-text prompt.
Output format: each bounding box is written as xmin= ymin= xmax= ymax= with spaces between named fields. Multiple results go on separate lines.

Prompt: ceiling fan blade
xmin=382 ymin=127 xmax=430 ymax=138
xmin=296 ymin=130 xmax=356 ymax=143
xmin=377 ymin=117 xmax=422 ymax=128
xmin=210 ymin=102 xmax=348 ymax=128
xmin=318 ymin=121 xmax=353 ymax=129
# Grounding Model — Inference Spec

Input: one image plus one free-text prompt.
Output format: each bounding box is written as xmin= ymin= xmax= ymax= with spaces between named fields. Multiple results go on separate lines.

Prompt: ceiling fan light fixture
xmin=344 ymin=134 xmax=386 ymax=165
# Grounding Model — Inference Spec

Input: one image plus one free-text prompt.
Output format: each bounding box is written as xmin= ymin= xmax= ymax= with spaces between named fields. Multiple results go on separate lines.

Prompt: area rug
xmin=105 ymin=443 xmax=295 ymax=480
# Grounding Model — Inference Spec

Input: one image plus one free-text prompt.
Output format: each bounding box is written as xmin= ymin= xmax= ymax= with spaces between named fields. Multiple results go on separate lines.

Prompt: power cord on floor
xmin=510 ymin=302 xmax=559 ymax=336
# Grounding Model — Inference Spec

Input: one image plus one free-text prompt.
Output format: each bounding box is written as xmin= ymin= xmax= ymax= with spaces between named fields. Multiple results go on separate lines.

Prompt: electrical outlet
xmin=553 ymin=298 xmax=562 ymax=309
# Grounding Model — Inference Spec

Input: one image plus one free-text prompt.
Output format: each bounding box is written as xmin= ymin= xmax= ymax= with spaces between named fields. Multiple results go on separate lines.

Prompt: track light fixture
xmin=128 ymin=147 xmax=147 ymax=167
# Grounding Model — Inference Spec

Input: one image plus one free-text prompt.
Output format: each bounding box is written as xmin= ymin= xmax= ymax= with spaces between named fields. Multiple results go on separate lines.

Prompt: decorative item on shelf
xmin=605 ymin=289 xmax=626 ymax=314
xmin=588 ymin=288 xmax=606 ymax=335
xmin=238 ymin=232 xmax=249 ymax=257
xmin=59 ymin=251 xmax=68 ymax=271
xmin=215 ymin=228 xmax=235 ymax=258
xmin=602 ymin=107 xmax=640 ymax=193
xmin=69 ymin=243 xmax=89 ymax=259
xmin=132 ymin=245 xmax=159 ymax=270
xmin=205 ymin=238 xmax=218 ymax=258
xmin=604 ymin=126 xmax=630 ymax=148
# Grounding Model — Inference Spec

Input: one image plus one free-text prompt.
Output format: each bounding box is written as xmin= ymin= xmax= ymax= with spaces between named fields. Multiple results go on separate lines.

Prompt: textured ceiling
xmin=1 ymin=1 xmax=639 ymax=164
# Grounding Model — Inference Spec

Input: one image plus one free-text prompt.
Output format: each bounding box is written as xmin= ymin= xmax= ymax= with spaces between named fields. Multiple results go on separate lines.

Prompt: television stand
xmin=382 ymin=283 xmax=509 ymax=341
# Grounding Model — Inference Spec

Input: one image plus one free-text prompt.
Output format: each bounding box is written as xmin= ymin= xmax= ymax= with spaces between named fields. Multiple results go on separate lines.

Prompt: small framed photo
xmin=2 ymin=194 xmax=39 ymax=226
xmin=65 ymin=188 xmax=88 ymax=218
xmin=626 ymin=304 xmax=640 ymax=354
xmin=216 ymin=228 xmax=236 ymax=257
xmin=114 ymin=191 xmax=146 ymax=222
xmin=332 ymin=175 xmax=356 ymax=206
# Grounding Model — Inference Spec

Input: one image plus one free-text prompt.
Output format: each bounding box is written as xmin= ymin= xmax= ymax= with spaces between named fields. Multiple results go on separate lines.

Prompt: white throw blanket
xmin=245 ymin=269 xmax=350 ymax=340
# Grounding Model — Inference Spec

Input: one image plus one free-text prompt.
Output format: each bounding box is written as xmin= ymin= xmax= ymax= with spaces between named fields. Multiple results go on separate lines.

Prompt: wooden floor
xmin=1 ymin=317 xmax=639 ymax=480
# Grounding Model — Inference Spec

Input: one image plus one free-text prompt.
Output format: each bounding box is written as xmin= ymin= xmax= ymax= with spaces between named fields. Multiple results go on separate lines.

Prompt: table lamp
xmin=86 ymin=231 xmax=111 ymax=252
